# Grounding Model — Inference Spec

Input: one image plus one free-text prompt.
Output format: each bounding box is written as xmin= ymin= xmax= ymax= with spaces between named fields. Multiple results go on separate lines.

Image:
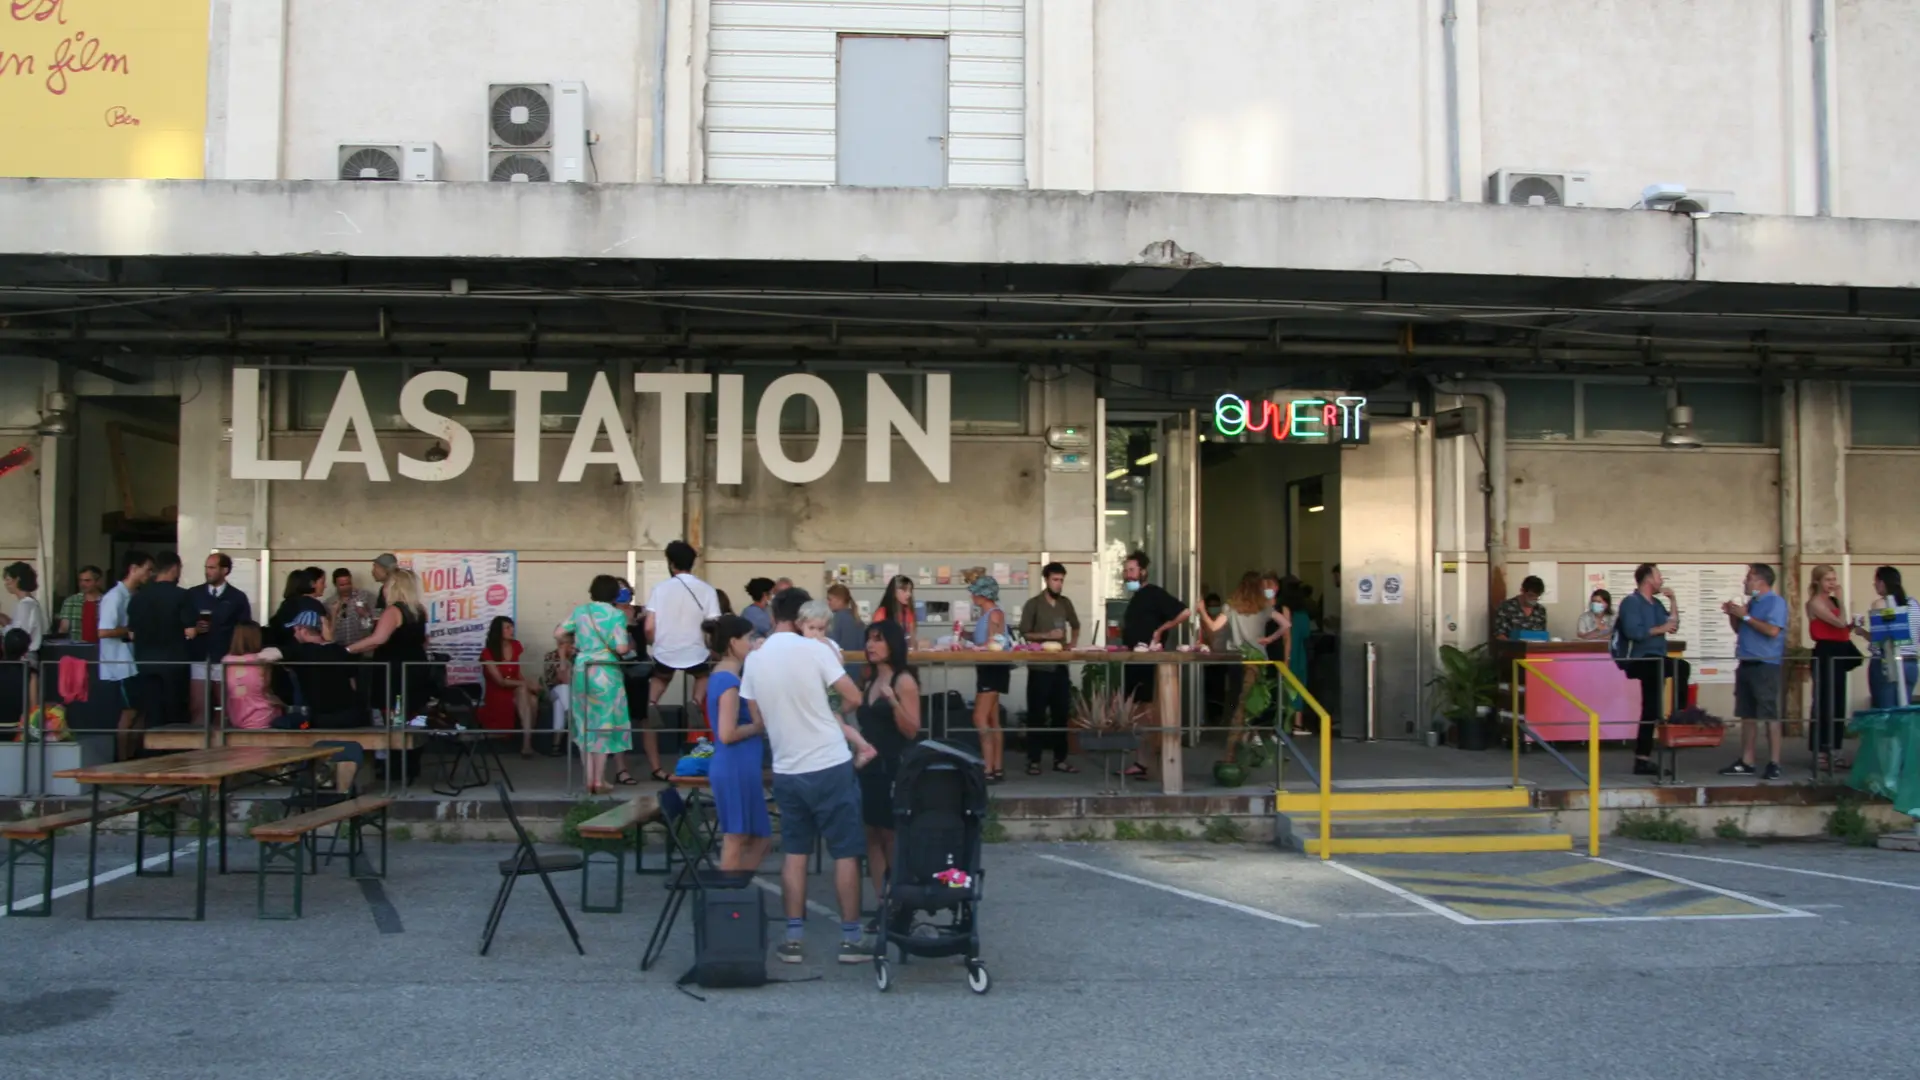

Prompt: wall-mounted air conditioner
xmin=486 ymin=81 xmax=589 ymax=183
xmin=1487 ymin=168 xmax=1592 ymax=207
xmin=1635 ymin=184 xmax=1737 ymax=214
xmin=338 ymin=142 xmax=442 ymax=181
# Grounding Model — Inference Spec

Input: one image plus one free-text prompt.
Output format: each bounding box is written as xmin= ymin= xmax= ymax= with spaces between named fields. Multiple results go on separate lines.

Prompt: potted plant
xmin=1428 ymin=644 xmax=1499 ymax=751
xmin=1070 ymin=683 xmax=1145 ymax=753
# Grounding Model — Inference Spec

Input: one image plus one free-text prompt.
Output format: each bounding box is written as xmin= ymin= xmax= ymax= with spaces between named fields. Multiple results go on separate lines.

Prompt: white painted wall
xmin=279 ymin=0 xmax=655 ymax=183
xmin=1836 ymin=0 xmax=1920 ymax=219
xmin=1091 ymin=0 xmax=1432 ymax=199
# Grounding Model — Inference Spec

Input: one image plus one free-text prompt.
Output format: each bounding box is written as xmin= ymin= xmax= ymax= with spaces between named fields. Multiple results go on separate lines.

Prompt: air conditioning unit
xmin=1635 ymin=183 xmax=1737 ymax=214
xmin=1487 ymin=168 xmax=1592 ymax=207
xmin=486 ymin=81 xmax=589 ymax=183
xmin=337 ymin=142 xmax=442 ymax=181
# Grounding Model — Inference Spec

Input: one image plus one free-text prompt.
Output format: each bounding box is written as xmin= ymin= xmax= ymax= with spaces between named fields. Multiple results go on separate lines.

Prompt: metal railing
xmin=1513 ymin=658 xmax=1601 ymax=856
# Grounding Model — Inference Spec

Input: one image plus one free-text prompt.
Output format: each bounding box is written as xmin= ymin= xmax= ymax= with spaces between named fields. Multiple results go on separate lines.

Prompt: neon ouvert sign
xmin=1212 ymin=394 xmax=1368 ymax=442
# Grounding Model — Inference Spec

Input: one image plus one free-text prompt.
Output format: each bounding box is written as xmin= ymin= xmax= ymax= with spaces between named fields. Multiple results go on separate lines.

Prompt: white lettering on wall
xmin=757 ymin=374 xmax=841 ymax=484
xmin=228 ymin=367 xmax=962 ymax=485
xmin=867 ymin=371 xmax=950 ymax=482
xmin=230 ymin=366 xmax=302 ymax=480
xmin=305 ymin=370 xmax=391 ymax=481
xmin=396 ymin=371 xmax=475 ymax=481
xmin=634 ymin=373 xmax=712 ymax=484
xmin=490 ymin=370 xmax=569 ymax=481
xmin=715 ymin=373 xmax=745 ymax=485
xmin=558 ymin=372 xmax=642 ymax=483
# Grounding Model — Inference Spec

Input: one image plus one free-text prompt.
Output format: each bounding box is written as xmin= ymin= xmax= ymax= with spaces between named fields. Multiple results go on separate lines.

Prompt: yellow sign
xmin=0 ymin=0 xmax=209 ymax=179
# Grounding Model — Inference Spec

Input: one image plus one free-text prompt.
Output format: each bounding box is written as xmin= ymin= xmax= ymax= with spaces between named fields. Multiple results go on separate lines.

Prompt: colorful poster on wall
xmin=397 ymin=551 xmax=517 ymax=686
xmin=0 ymin=0 xmax=211 ymax=179
xmin=1583 ymin=563 xmax=1749 ymax=684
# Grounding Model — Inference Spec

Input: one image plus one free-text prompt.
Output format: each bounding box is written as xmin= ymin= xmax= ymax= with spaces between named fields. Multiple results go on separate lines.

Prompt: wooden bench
xmin=575 ymin=793 xmax=666 ymax=914
xmin=4 ymin=795 xmax=187 ymax=917
xmin=143 ymin=725 xmax=424 ymax=753
xmin=247 ymin=795 xmax=393 ymax=919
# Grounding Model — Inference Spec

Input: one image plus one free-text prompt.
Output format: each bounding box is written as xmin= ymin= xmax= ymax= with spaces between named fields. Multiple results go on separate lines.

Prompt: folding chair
xmin=640 ymin=786 xmax=753 ymax=972
xmin=479 ymin=782 xmax=586 ymax=957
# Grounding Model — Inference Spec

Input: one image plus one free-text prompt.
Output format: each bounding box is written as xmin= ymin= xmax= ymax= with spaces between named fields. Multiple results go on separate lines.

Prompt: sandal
xmin=1123 ymin=763 xmax=1149 ymax=779
xmin=615 ymin=770 xmax=639 ymax=785
xmin=1026 ymin=763 xmax=1043 ymax=776
xmin=649 ymin=769 xmax=671 ymax=783
xmin=1052 ymin=761 xmax=1081 ymax=774
xmin=986 ymin=770 xmax=1005 ymax=784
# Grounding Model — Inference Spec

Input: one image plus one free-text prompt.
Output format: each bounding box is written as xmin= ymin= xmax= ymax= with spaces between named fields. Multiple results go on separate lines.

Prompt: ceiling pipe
xmin=1431 ymin=378 xmax=1507 ymax=623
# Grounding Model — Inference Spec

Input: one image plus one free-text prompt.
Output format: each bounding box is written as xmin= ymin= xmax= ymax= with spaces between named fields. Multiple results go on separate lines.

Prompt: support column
xmin=1027 ymin=0 xmax=1095 ymax=191
xmin=211 ymin=0 xmax=289 ymax=181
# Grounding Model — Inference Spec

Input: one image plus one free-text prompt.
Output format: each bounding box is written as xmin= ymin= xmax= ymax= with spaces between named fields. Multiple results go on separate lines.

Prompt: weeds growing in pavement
xmin=982 ymin=808 xmax=1010 ymax=844
xmin=1110 ymin=819 xmax=1143 ymax=841
xmin=1613 ymin=810 xmax=1699 ymax=843
xmin=389 ymin=824 xmax=413 ymax=842
xmin=560 ymin=799 xmax=618 ymax=849
xmin=1202 ymin=816 xmax=1247 ymax=844
xmin=1713 ymin=817 xmax=1746 ymax=841
xmin=1827 ymin=798 xmax=1891 ymax=846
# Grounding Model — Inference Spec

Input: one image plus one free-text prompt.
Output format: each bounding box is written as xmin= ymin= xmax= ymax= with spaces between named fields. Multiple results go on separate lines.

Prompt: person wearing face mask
xmin=1119 ymin=551 xmax=1191 ymax=780
xmin=1018 ymin=562 xmax=1081 ymax=775
xmin=1576 ymin=589 xmax=1615 ymax=641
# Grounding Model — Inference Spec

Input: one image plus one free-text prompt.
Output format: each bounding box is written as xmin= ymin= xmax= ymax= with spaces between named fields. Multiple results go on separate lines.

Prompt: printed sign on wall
xmin=0 ymin=0 xmax=211 ymax=179
xmin=397 ymin=551 xmax=517 ymax=685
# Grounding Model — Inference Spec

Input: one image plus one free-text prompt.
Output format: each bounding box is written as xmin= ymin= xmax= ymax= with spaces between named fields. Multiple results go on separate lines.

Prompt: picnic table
xmin=54 ymin=746 xmax=342 ymax=921
xmin=141 ymin=725 xmax=425 ymax=754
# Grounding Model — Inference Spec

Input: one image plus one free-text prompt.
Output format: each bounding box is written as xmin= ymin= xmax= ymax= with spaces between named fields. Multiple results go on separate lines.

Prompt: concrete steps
xmin=1274 ymin=784 xmax=1574 ymax=856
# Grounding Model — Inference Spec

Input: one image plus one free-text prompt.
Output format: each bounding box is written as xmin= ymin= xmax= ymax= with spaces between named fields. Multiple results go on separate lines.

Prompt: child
xmin=799 ymin=599 xmax=878 ymax=768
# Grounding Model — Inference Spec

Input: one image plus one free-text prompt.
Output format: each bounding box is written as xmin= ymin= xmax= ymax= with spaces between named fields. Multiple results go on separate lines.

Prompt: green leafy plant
xmin=1111 ymin=819 xmax=1143 ymax=841
xmin=389 ymin=824 xmax=413 ymax=843
xmin=560 ymin=799 xmax=618 ymax=848
xmin=1827 ymin=798 xmax=1891 ymax=846
xmin=1427 ymin=644 xmax=1500 ymax=722
xmin=1202 ymin=816 xmax=1246 ymax=844
xmin=1614 ymin=809 xmax=1699 ymax=843
xmin=982 ymin=807 xmax=1009 ymax=844
xmin=1713 ymin=817 xmax=1746 ymax=840
xmin=1238 ymin=644 xmax=1279 ymax=720
xmin=1139 ymin=821 xmax=1191 ymax=841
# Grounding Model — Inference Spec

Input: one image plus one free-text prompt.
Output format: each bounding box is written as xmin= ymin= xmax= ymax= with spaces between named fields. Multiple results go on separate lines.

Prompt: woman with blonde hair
xmin=1806 ymin=563 xmax=1860 ymax=771
xmin=1199 ymin=571 xmax=1288 ymax=763
xmin=345 ymin=567 xmax=429 ymax=720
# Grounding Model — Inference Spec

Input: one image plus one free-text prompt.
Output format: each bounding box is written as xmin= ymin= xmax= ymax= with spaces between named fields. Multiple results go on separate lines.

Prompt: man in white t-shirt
xmin=742 ymin=587 xmax=878 ymax=966
xmin=98 ymin=549 xmax=154 ymax=761
xmin=643 ymin=540 xmax=722 ymax=779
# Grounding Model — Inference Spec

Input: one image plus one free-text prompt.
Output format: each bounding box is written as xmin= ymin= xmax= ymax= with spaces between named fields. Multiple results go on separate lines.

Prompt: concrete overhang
xmin=0 ymin=178 xmax=1735 ymax=281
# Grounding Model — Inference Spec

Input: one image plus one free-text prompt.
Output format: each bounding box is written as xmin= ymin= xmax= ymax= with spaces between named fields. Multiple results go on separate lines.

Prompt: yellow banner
xmin=0 ymin=0 xmax=210 ymax=179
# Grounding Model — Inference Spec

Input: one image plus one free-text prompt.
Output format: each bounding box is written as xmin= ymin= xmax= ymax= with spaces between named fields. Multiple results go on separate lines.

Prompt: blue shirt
xmin=1616 ymin=591 xmax=1670 ymax=659
xmin=97 ymin=582 xmax=136 ymax=682
xmin=1737 ymin=590 xmax=1788 ymax=664
xmin=742 ymin=603 xmax=772 ymax=639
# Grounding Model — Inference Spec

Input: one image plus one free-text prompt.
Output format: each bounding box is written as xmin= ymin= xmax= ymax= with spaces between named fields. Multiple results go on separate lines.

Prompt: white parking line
xmin=1621 ymin=848 xmax=1920 ymax=893
xmin=1585 ymin=856 xmax=1816 ymax=918
xmin=1325 ymin=861 xmax=1477 ymax=925
xmin=0 ymin=844 xmax=202 ymax=917
xmin=1037 ymin=853 xmax=1318 ymax=929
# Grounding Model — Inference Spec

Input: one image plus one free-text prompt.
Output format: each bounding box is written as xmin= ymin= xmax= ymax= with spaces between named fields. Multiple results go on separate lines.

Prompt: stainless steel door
xmin=1338 ymin=418 xmax=1427 ymax=738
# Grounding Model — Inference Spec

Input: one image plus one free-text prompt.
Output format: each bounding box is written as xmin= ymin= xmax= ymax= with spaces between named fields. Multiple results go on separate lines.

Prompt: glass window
xmin=1583 ymin=383 xmax=1667 ymax=440
xmin=1501 ymin=379 xmax=1575 ymax=441
xmin=1852 ymin=384 xmax=1920 ymax=447
xmin=952 ymin=368 xmax=1026 ymax=430
xmin=290 ymin=364 xmax=588 ymax=432
xmin=1680 ymin=381 xmax=1764 ymax=445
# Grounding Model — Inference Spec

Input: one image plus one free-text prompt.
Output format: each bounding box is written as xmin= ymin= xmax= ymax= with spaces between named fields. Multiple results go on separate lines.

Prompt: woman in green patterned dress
xmin=558 ymin=575 xmax=636 ymax=795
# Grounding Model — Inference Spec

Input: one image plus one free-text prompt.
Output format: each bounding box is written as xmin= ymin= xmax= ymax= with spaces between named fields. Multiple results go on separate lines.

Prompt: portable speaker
xmin=690 ymin=880 xmax=767 ymax=988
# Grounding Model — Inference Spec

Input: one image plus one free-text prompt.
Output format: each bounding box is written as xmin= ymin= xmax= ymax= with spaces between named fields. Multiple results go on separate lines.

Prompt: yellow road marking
xmin=1354 ymin=866 xmax=1529 ymax=887
xmin=1653 ymin=895 xmax=1772 ymax=918
xmin=1522 ymin=862 xmax=1624 ymax=887
xmin=1448 ymin=902 xmax=1607 ymax=921
xmin=1413 ymin=883 xmax=1600 ymax=906
xmin=1576 ymin=877 xmax=1691 ymax=906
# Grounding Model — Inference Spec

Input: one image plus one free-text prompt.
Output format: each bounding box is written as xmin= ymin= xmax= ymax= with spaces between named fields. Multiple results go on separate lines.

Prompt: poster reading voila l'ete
xmin=0 ymin=0 xmax=210 ymax=179
xmin=398 ymin=551 xmax=519 ymax=687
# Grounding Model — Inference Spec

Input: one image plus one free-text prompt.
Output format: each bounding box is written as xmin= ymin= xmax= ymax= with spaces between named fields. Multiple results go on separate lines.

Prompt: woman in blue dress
xmin=704 ymin=614 xmax=771 ymax=872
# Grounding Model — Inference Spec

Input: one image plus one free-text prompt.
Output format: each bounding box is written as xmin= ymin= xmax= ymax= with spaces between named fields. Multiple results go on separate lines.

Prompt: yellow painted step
xmin=1303 ymin=832 xmax=1575 ymax=856
xmin=1275 ymin=788 xmax=1532 ymax=814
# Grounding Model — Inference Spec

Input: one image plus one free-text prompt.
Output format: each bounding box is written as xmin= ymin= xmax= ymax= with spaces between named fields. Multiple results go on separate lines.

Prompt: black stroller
xmin=873 ymin=740 xmax=991 ymax=994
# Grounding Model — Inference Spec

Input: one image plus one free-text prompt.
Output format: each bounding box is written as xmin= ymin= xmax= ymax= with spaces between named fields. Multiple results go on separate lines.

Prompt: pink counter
xmin=1494 ymin=641 xmax=1688 ymax=743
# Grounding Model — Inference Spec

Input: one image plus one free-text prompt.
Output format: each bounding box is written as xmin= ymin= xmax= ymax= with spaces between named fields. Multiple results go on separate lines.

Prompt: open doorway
xmin=67 ymin=397 xmax=180 ymax=585
xmin=1199 ymin=439 xmax=1342 ymax=723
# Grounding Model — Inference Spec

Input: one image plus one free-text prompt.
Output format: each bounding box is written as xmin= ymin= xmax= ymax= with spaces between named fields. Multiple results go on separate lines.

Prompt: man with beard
xmin=1018 ymin=562 xmax=1081 ymax=775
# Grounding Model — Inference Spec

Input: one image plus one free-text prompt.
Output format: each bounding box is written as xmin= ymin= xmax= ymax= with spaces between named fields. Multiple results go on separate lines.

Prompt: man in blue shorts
xmin=742 ymin=587 xmax=877 ymax=965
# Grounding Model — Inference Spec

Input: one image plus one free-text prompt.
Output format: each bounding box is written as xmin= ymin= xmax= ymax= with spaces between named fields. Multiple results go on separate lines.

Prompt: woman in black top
xmin=269 ymin=569 xmax=331 ymax=648
xmin=857 ymin=618 xmax=921 ymax=913
xmin=344 ymin=568 xmax=428 ymax=718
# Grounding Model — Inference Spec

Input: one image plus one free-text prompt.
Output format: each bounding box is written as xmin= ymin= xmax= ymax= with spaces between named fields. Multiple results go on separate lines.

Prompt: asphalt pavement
xmin=5 ymin=830 xmax=1919 ymax=1080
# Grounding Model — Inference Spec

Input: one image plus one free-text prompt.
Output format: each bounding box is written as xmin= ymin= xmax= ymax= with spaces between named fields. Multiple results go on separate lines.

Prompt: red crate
xmin=1655 ymin=723 xmax=1725 ymax=750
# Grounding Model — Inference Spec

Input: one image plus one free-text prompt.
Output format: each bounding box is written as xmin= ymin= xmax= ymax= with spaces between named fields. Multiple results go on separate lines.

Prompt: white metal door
xmin=837 ymin=36 xmax=948 ymax=187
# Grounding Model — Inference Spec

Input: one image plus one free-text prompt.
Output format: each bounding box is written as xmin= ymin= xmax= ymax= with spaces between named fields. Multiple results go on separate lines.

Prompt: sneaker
xmin=1633 ymin=759 xmax=1659 ymax=776
xmin=776 ymin=941 xmax=804 ymax=965
xmin=1717 ymin=761 xmax=1756 ymax=776
xmin=1762 ymin=763 xmax=1783 ymax=782
xmin=837 ymin=939 xmax=874 ymax=964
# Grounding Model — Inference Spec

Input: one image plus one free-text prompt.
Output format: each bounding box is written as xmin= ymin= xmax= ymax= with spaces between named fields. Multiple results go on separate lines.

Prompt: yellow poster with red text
xmin=0 ymin=0 xmax=209 ymax=179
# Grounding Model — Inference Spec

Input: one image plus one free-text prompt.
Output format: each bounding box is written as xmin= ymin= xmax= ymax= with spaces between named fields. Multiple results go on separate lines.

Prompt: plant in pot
xmin=1428 ymin=644 xmax=1499 ymax=751
xmin=1070 ymin=683 xmax=1145 ymax=754
xmin=1216 ymin=645 xmax=1279 ymax=786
